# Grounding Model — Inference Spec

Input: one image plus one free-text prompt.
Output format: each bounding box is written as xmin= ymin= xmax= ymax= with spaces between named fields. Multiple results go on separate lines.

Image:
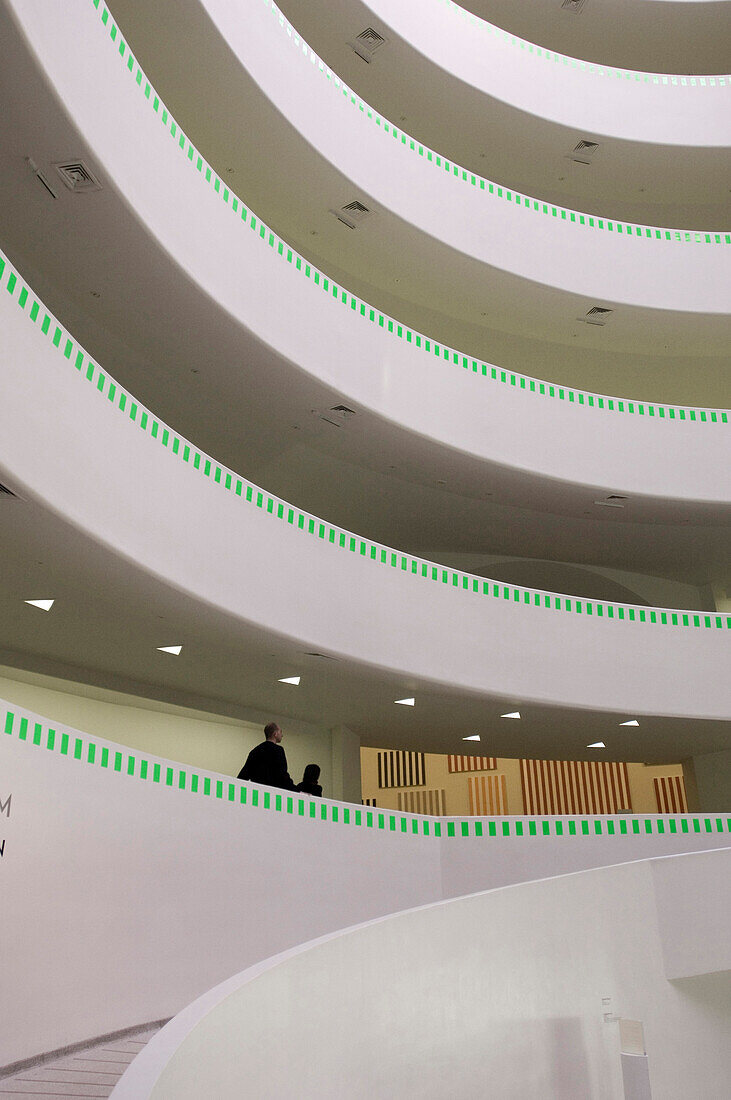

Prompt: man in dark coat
xmin=237 ymin=722 xmax=296 ymax=790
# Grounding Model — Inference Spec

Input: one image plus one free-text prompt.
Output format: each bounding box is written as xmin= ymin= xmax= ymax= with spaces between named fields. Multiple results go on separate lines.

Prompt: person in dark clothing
xmin=237 ymin=722 xmax=296 ymax=790
xmin=296 ymin=763 xmax=322 ymax=797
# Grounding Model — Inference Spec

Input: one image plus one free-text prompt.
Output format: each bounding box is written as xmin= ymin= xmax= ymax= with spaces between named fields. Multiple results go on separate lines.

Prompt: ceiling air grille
xmin=330 ymin=200 xmax=373 ymax=229
xmin=316 ymin=403 xmax=357 ymax=428
xmin=561 ymin=0 xmax=589 ymax=13
xmin=350 ymin=27 xmax=387 ymax=63
xmin=54 ymin=160 xmax=102 ymax=193
xmin=580 ymin=306 xmax=614 ymax=326
xmin=568 ymin=140 xmax=599 ymax=164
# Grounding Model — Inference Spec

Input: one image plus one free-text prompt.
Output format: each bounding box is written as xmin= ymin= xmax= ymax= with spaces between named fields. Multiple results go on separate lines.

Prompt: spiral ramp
xmin=0 ymin=0 xmax=729 ymax=1094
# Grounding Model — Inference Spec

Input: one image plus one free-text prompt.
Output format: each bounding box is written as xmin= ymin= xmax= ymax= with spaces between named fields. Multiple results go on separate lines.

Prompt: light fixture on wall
xmin=501 ymin=711 xmax=521 ymax=719
xmin=463 ymin=735 xmax=481 ymax=741
xmin=157 ymin=644 xmax=182 ymax=656
xmin=587 ymin=741 xmax=606 ymax=748
xmin=278 ymin=676 xmax=301 ymax=686
xmin=394 ymin=697 xmax=415 ymax=706
xmin=24 ymin=598 xmax=55 ymax=611
xmin=620 ymin=719 xmax=639 ymax=727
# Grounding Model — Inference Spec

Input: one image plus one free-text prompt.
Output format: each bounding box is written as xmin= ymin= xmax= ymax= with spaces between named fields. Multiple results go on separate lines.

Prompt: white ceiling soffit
xmin=1 ymin=0 xmax=729 ymax=584
xmin=92 ymin=0 xmax=731 ymax=411
xmin=0 ymin=305 xmax=728 ymax=754
xmin=187 ymin=0 xmax=729 ymax=312
xmin=0 ymin=499 xmax=727 ymax=762
xmin=272 ymin=0 xmax=731 ymax=227
xmin=3 ymin=9 xmax=729 ymax=508
xmin=454 ymin=0 xmax=731 ymax=75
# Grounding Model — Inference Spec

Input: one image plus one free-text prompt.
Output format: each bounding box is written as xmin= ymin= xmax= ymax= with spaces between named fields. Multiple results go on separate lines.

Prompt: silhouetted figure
xmin=296 ymin=763 xmax=322 ymax=797
xmin=237 ymin=722 xmax=296 ymax=791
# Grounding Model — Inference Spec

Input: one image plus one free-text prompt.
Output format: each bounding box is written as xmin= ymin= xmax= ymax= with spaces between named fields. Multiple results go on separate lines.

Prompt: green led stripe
xmin=437 ymin=0 xmax=728 ymax=87
xmin=3 ymin=247 xmax=730 ymax=631
xmin=81 ymin=0 xmax=730 ymax=426
xmin=263 ymin=0 xmax=729 ymax=245
xmin=5 ymin=704 xmax=731 ymax=842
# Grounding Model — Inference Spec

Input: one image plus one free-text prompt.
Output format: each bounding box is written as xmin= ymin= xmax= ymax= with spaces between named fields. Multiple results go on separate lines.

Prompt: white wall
xmin=6 ymin=1 xmax=730 ymax=511
xmin=2 ymin=697 xmax=729 ymax=1069
xmin=116 ymin=851 xmax=731 ymax=1100
xmin=339 ymin=0 xmax=731 ymax=145
xmin=1 ymin=268 xmax=729 ymax=723
xmin=691 ymin=748 xmax=731 ymax=814
xmin=0 ymin=667 xmax=336 ymax=795
xmin=194 ymin=0 xmax=731 ymax=309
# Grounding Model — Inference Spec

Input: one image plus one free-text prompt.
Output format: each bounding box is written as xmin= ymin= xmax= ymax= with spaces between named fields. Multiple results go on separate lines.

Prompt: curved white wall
xmin=4 ymin=3 xmax=731 ymax=507
xmin=11 ymin=1 xmax=731 ymax=321
xmin=3 ymin=698 xmax=729 ymax=1069
xmin=1 ymin=255 xmax=729 ymax=721
xmin=327 ymin=0 xmax=731 ymax=146
xmin=181 ymin=0 xmax=731 ymax=313
xmin=120 ymin=850 xmax=731 ymax=1100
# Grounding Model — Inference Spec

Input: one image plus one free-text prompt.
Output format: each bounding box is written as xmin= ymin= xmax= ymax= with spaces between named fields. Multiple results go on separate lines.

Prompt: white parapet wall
xmin=317 ymin=0 xmax=731 ymax=147
xmin=3 ymin=0 xmax=730 ymax=510
xmin=192 ymin=0 xmax=731 ymax=309
xmin=113 ymin=849 xmax=731 ymax=1100
xmin=0 ymin=251 xmax=729 ymax=723
xmin=2 ymin=698 xmax=730 ymax=1069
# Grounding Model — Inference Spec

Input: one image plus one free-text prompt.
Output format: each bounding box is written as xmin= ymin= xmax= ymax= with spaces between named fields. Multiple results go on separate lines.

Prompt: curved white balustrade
xmin=307 ymin=0 xmax=731 ymax=147
xmin=270 ymin=0 xmax=731 ymax=229
xmin=3 ymin=3 xmax=730 ymax=510
xmin=0 ymin=252 xmax=729 ymax=723
xmin=454 ymin=0 xmax=731 ymax=75
xmin=3 ymin=698 xmax=729 ymax=1069
xmin=115 ymin=850 xmax=731 ymax=1099
xmin=156 ymin=0 xmax=731 ymax=314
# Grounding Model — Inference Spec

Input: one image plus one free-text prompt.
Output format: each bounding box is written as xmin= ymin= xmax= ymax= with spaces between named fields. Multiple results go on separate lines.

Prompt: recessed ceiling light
xmin=587 ymin=741 xmax=606 ymax=748
xmin=501 ymin=711 xmax=521 ymax=719
xmin=278 ymin=675 xmax=301 ymax=686
xmin=463 ymin=734 xmax=481 ymax=741
xmin=395 ymin=697 xmax=415 ymax=706
xmin=157 ymin=644 xmax=182 ymax=656
xmin=620 ymin=719 xmax=639 ymax=727
xmin=25 ymin=599 xmax=54 ymax=612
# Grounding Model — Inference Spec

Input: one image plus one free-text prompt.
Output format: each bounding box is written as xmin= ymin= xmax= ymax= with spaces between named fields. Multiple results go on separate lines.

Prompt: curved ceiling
xmin=456 ymin=0 xmax=731 ymax=75
xmin=0 ymin=0 xmax=727 ymax=601
xmin=0 ymin=0 xmax=727 ymax=760
xmin=1 ymin=496 xmax=727 ymax=761
xmin=102 ymin=0 xmax=731 ymax=410
xmin=272 ymin=0 xmax=731 ymax=225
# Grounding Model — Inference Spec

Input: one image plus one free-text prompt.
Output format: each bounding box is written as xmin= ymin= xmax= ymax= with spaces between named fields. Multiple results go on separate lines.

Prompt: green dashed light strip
xmin=86 ymin=0 xmax=730 ymax=422
xmin=265 ymin=0 xmax=730 ymax=245
xmin=437 ymin=0 xmax=729 ymax=86
xmin=5 ymin=706 xmax=729 ymax=838
xmin=3 ymin=247 xmax=730 ymax=630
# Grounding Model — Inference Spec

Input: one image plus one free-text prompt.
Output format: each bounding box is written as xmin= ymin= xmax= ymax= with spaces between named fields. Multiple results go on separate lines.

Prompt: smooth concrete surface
xmin=5 ymin=1 xmax=731 ymax=509
xmin=650 ymin=848 xmax=731 ymax=978
xmin=3 ymin=698 xmax=729 ymax=1069
xmin=288 ymin=0 xmax=731 ymax=146
xmin=1 ymin=271 xmax=729 ymax=724
xmin=175 ymin=0 xmax=731 ymax=312
xmin=691 ymin=747 xmax=731 ymax=812
xmin=0 ymin=669 xmax=340 ymax=796
xmin=116 ymin=851 xmax=731 ymax=1099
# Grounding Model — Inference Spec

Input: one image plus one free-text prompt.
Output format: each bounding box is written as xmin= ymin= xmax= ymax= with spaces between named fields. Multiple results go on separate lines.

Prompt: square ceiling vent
xmin=568 ymin=139 xmax=600 ymax=165
xmin=349 ymin=27 xmax=387 ymax=63
xmin=330 ymin=200 xmax=373 ymax=229
xmin=579 ymin=306 xmax=614 ymax=326
xmin=54 ymin=160 xmax=102 ymax=193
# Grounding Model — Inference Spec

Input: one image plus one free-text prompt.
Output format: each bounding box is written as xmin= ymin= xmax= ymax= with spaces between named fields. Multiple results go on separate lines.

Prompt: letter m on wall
xmin=0 ymin=794 xmax=11 ymax=817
